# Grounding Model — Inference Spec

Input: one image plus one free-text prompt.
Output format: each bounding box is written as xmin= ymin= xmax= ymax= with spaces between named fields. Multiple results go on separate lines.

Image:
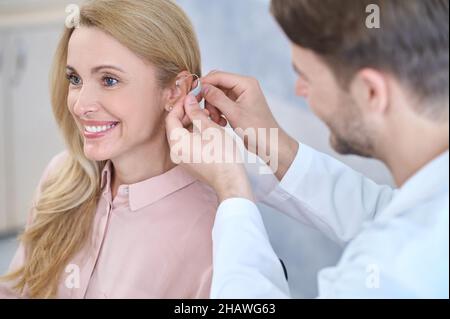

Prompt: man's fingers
xmin=205 ymin=102 xmax=223 ymax=124
xmin=165 ymin=103 xmax=189 ymax=148
xmin=201 ymin=84 xmax=237 ymax=122
xmin=218 ymin=116 xmax=228 ymax=127
xmin=181 ymin=114 xmax=191 ymax=127
xmin=181 ymin=107 xmax=210 ymax=127
xmin=202 ymin=70 xmax=248 ymax=97
xmin=184 ymin=94 xmax=212 ymax=132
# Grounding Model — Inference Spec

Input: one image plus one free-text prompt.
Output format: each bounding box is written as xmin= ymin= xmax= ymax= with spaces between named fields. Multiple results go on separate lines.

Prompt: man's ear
xmin=350 ymin=68 xmax=389 ymax=115
xmin=164 ymin=71 xmax=195 ymax=112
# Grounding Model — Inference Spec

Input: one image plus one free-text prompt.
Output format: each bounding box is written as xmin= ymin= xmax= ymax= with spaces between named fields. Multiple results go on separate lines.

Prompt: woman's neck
xmin=110 ymin=137 xmax=175 ymax=198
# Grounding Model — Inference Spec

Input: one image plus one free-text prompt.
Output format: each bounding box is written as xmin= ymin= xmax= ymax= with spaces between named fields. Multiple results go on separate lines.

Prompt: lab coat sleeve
xmin=254 ymin=143 xmax=396 ymax=245
xmin=211 ymin=198 xmax=290 ymax=298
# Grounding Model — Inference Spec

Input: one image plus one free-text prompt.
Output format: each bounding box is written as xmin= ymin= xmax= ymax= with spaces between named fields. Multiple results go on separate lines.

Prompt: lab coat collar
xmin=380 ymin=149 xmax=449 ymax=220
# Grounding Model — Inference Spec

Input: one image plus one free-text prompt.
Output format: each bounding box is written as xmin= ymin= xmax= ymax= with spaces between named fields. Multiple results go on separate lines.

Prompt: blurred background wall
xmin=0 ymin=0 xmax=394 ymax=298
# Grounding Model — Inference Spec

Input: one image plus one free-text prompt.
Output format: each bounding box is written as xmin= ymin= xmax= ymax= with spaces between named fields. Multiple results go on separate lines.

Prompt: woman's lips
xmin=81 ymin=120 xmax=120 ymax=139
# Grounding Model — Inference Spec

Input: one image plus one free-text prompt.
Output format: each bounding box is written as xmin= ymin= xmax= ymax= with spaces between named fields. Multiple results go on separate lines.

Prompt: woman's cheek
xmin=67 ymin=91 xmax=77 ymax=113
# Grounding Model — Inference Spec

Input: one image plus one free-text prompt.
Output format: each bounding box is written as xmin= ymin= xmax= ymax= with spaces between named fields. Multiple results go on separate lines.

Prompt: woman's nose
xmin=72 ymin=85 xmax=100 ymax=117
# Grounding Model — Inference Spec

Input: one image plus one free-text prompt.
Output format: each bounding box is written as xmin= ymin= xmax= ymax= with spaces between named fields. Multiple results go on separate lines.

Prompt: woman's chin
xmin=83 ymin=147 xmax=112 ymax=162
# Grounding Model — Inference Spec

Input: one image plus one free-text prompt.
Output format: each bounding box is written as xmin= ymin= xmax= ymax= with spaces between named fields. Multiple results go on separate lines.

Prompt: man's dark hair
xmin=271 ymin=0 xmax=449 ymax=118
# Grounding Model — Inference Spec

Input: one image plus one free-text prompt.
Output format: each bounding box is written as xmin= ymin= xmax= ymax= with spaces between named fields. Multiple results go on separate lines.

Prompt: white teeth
xmin=84 ymin=123 xmax=117 ymax=133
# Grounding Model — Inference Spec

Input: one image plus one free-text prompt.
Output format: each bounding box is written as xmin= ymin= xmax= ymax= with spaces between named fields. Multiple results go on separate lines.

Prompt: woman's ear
xmin=164 ymin=71 xmax=194 ymax=112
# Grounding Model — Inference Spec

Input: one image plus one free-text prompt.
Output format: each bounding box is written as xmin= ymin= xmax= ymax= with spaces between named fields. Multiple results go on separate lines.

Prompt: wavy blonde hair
xmin=1 ymin=0 xmax=201 ymax=298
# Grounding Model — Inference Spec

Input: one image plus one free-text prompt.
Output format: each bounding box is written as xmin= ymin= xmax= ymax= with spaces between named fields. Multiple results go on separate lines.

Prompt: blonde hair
xmin=1 ymin=0 xmax=201 ymax=298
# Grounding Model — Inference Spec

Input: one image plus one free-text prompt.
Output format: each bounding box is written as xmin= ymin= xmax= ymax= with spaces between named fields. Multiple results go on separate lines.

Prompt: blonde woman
xmin=0 ymin=0 xmax=218 ymax=298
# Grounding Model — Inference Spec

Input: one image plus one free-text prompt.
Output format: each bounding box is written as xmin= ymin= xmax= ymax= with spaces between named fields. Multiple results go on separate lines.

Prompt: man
xmin=166 ymin=0 xmax=449 ymax=298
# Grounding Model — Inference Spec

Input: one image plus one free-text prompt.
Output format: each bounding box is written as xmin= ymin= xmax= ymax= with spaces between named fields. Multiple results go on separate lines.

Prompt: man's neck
xmin=380 ymin=113 xmax=449 ymax=187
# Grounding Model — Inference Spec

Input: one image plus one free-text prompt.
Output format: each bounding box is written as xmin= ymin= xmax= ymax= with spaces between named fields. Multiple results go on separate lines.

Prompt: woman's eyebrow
xmin=91 ymin=65 xmax=126 ymax=74
xmin=66 ymin=65 xmax=77 ymax=73
xmin=65 ymin=65 xmax=126 ymax=74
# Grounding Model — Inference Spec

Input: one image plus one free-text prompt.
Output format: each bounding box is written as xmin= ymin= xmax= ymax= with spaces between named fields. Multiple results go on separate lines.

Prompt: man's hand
xmin=165 ymin=94 xmax=254 ymax=203
xmin=201 ymin=71 xmax=299 ymax=180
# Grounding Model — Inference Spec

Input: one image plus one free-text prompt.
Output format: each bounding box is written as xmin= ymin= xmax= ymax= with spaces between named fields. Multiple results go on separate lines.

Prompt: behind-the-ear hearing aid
xmin=176 ymin=74 xmax=202 ymax=97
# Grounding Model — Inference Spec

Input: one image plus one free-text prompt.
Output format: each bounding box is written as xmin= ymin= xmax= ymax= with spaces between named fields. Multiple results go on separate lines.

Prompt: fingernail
xmin=203 ymin=85 xmax=210 ymax=95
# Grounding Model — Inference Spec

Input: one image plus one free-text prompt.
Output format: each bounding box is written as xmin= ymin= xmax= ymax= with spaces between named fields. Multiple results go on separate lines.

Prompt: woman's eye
xmin=103 ymin=77 xmax=119 ymax=87
xmin=67 ymin=74 xmax=82 ymax=86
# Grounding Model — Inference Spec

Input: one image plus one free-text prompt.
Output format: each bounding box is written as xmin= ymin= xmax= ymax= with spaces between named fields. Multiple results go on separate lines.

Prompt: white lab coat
xmin=211 ymin=144 xmax=449 ymax=298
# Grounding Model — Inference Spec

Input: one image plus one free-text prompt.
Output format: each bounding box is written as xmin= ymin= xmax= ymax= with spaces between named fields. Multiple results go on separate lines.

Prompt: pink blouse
xmin=1 ymin=152 xmax=218 ymax=298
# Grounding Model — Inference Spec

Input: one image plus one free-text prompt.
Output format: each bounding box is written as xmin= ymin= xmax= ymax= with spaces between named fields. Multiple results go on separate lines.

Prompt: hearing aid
xmin=174 ymin=74 xmax=205 ymax=111
xmin=176 ymin=74 xmax=202 ymax=97
xmin=190 ymin=79 xmax=202 ymax=97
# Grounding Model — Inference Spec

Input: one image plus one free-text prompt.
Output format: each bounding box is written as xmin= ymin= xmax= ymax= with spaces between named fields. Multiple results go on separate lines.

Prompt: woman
xmin=0 ymin=0 xmax=217 ymax=298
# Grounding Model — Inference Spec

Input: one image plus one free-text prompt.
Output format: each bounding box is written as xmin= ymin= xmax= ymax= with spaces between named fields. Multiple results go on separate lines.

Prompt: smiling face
xmin=291 ymin=44 xmax=376 ymax=157
xmin=66 ymin=26 xmax=168 ymax=162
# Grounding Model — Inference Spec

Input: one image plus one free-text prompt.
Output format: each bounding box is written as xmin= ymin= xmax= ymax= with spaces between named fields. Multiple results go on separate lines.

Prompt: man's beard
xmin=327 ymin=96 xmax=376 ymax=158
xmin=330 ymin=131 xmax=373 ymax=158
